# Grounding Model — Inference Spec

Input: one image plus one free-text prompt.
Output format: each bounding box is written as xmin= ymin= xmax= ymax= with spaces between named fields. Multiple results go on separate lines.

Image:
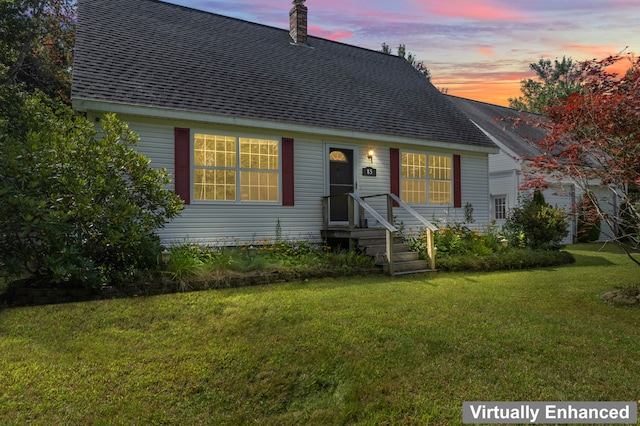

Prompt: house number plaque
xmin=362 ymin=167 xmax=377 ymax=177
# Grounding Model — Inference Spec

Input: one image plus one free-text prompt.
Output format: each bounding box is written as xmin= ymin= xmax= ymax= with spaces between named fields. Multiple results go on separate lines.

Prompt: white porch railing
xmin=322 ymin=193 xmax=437 ymax=273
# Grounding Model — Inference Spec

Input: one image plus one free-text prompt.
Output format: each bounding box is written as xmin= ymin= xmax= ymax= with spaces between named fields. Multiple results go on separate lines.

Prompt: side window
xmin=429 ymin=155 xmax=451 ymax=204
xmin=401 ymin=152 xmax=426 ymax=204
xmin=193 ymin=133 xmax=279 ymax=202
xmin=493 ymin=195 xmax=507 ymax=220
xmin=239 ymin=138 xmax=279 ymax=202
xmin=193 ymin=134 xmax=236 ymax=201
xmin=401 ymin=152 xmax=452 ymax=205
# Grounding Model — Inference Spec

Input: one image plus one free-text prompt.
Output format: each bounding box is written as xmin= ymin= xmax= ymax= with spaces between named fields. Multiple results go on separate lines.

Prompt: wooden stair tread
xmin=323 ymin=227 xmax=435 ymax=275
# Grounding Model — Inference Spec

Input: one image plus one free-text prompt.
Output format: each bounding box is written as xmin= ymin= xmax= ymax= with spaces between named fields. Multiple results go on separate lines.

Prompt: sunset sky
xmin=162 ymin=0 xmax=638 ymax=106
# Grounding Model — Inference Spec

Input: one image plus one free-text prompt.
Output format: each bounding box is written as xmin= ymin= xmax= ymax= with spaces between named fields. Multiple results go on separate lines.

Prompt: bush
xmin=436 ymin=249 xmax=575 ymax=272
xmin=404 ymin=219 xmax=574 ymax=273
xmin=433 ymin=223 xmax=502 ymax=256
xmin=407 ymin=222 xmax=503 ymax=258
xmin=160 ymin=240 xmax=375 ymax=290
xmin=0 ymin=89 xmax=184 ymax=287
xmin=167 ymin=244 xmax=232 ymax=280
xmin=504 ymin=194 xmax=569 ymax=250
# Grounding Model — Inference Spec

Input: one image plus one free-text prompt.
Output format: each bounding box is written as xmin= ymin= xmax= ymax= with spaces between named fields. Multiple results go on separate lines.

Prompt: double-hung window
xmin=401 ymin=152 xmax=452 ymax=205
xmin=493 ymin=195 xmax=507 ymax=220
xmin=193 ymin=133 xmax=279 ymax=202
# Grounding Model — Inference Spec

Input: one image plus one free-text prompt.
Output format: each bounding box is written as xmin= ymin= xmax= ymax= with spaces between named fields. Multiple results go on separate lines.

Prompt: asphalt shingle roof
xmin=72 ymin=0 xmax=495 ymax=149
xmin=446 ymin=95 xmax=546 ymax=158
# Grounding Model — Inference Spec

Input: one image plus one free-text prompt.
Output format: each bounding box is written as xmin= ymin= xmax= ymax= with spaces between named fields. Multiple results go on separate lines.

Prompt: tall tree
xmin=520 ymin=54 xmax=640 ymax=264
xmin=0 ymin=87 xmax=184 ymax=286
xmin=381 ymin=42 xmax=431 ymax=81
xmin=1 ymin=1 xmax=185 ymax=287
xmin=0 ymin=0 xmax=76 ymax=103
xmin=509 ymin=56 xmax=581 ymax=114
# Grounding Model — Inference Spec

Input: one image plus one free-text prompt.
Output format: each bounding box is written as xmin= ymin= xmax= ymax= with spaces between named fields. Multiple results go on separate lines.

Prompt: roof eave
xmin=73 ymin=99 xmax=499 ymax=154
xmin=470 ymin=119 xmax=525 ymax=160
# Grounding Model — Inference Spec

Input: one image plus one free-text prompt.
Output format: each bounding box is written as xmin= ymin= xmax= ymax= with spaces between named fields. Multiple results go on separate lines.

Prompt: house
xmin=71 ymin=0 xmax=498 ymax=267
xmin=447 ymin=95 xmax=616 ymax=243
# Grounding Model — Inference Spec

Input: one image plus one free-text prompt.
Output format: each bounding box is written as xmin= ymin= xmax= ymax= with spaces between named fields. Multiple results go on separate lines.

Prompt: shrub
xmin=410 ymin=222 xmax=503 ymax=258
xmin=404 ymin=219 xmax=574 ymax=273
xmin=167 ymin=244 xmax=232 ymax=280
xmin=504 ymin=194 xmax=569 ymax=250
xmin=0 ymin=89 xmax=184 ymax=287
xmin=436 ymin=249 xmax=575 ymax=272
xmin=161 ymin=240 xmax=375 ymax=289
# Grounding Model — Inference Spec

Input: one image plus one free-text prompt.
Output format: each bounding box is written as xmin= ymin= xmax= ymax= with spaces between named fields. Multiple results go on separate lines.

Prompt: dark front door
xmin=329 ymin=147 xmax=354 ymax=222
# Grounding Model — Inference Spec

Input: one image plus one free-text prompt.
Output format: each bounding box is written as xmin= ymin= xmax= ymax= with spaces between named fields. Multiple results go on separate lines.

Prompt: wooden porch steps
xmin=323 ymin=228 xmax=435 ymax=275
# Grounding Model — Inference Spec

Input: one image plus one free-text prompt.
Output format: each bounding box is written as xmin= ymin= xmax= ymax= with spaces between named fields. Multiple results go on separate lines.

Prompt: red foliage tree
xmin=521 ymin=54 xmax=640 ymax=264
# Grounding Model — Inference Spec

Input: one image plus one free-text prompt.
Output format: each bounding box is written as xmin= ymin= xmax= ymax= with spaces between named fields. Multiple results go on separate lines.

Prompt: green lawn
xmin=1 ymin=244 xmax=639 ymax=425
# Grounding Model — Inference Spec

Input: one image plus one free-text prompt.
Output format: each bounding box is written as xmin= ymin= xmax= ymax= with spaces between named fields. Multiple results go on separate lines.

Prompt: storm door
xmin=328 ymin=147 xmax=355 ymax=223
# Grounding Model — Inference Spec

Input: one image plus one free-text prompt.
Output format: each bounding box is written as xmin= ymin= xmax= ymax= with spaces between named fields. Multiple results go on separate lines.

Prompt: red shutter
xmin=390 ymin=148 xmax=400 ymax=207
xmin=453 ymin=154 xmax=462 ymax=208
xmin=174 ymin=127 xmax=190 ymax=205
xmin=282 ymin=137 xmax=294 ymax=206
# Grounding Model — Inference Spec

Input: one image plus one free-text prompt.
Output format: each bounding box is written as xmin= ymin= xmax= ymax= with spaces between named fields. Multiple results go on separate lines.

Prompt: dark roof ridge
xmin=155 ymin=0 xmax=413 ymax=61
xmin=154 ymin=0 xmax=285 ymax=34
xmin=445 ymin=94 xmax=546 ymax=118
xmin=446 ymin=94 xmax=547 ymax=158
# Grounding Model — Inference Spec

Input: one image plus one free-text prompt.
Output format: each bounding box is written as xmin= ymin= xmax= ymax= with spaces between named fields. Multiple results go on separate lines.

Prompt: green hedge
xmin=436 ymin=249 xmax=575 ymax=272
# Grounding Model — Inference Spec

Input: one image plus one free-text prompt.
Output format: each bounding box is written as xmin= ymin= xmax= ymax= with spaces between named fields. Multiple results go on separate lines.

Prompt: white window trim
xmin=191 ymin=130 xmax=282 ymax=205
xmin=492 ymin=195 xmax=508 ymax=220
xmin=401 ymin=150 xmax=453 ymax=206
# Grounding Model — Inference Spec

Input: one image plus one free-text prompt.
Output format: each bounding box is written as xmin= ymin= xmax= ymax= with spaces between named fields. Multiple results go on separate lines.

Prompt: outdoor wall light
xmin=367 ymin=148 xmax=374 ymax=163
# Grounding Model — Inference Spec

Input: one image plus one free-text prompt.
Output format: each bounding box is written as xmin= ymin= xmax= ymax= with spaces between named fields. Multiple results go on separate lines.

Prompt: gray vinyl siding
xmin=356 ymin=144 xmax=392 ymax=226
xmin=490 ymin=171 xmax=520 ymax=210
xmin=489 ymin=150 xmax=520 ymax=175
xmin=89 ymin=114 xmax=494 ymax=245
xmin=101 ymin=115 xmax=325 ymax=245
xmin=458 ymin=152 xmax=491 ymax=227
xmin=488 ymin=148 xmax=521 ymax=225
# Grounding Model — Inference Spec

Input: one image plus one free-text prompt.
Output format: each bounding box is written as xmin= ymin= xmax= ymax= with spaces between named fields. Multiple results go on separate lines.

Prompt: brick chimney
xmin=289 ymin=0 xmax=308 ymax=44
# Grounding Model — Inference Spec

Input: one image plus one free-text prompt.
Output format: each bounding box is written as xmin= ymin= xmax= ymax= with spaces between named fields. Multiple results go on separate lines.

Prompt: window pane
xmin=329 ymin=151 xmax=348 ymax=163
xmin=194 ymin=169 xmax=236 ymax=201
xmin=402 ymin=179 xmax=426 ymax=204
xmin=429 ymin=155 xmax=451 ymax=180
xmin=429 ymin=181 xmax=451 ymax=204
xmin=194 ymin=134 xmax=236 ymax=167
xmin=194 ymin=135 xmax=205 ymax=164
xmin=240 ymin=138 xmax=278 ymax=171
xmin=194 ymin=135 xmax=204 ymax=150
xmin=215 ymin=151 xmax=226 ymax=167
xmin=401 ymin=153 xmax=427 ymax=204
xmin=240 ymin=171 xmax=279 ymax=202
xmin=402 ymin=153 xmax=426 ymax=179
xmin=494 ymin=197 xmax=507 ymax=220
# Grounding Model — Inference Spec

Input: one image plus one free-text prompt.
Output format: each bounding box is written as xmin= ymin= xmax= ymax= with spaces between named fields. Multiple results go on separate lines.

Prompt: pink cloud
xmin=308 ymin=25 xmax=353 ymax=42
xmin=478 ymin=47 xmax=494 ymax=57
xmin=419 ymin=0 xmax=525 ymax=21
